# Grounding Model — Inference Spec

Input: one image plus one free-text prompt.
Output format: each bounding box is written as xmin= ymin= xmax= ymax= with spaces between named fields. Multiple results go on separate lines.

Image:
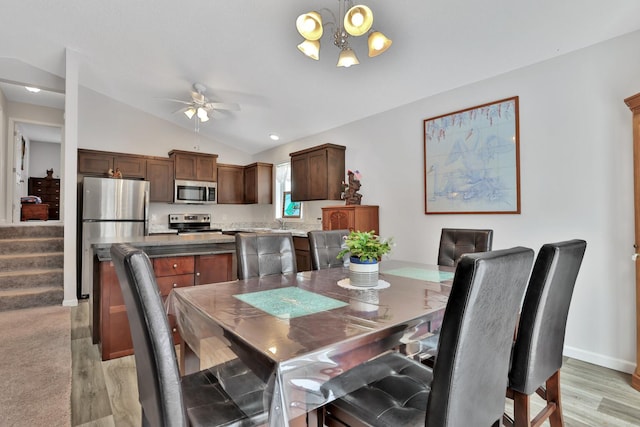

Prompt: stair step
xmin=0 ymin=237 xmax=64 ymax=255
xmin=0 ymin=225 xmax=63 ymax=239
xmin=0 ymin=252 xmax=64 ymax=271
xmin=0 ymin=287 xmax=65 ymax=311
xmin=0 ymin=269 xmax=64 ymax=291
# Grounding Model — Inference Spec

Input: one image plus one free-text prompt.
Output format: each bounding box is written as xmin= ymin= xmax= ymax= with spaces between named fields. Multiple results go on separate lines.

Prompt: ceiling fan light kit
xmin=171 ymin=82 xmax=240 ymax=125
xmin=296 ymin=0 xmax=391 ymax=67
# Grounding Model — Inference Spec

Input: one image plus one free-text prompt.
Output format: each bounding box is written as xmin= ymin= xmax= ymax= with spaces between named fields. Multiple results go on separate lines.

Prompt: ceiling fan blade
xmin=172 ymin=106 xmax=190 ymax=114
xmin=164 ymin=98 xmax=193 ymax=105
xmin=205 ymin=102 xmax=240 ymax=111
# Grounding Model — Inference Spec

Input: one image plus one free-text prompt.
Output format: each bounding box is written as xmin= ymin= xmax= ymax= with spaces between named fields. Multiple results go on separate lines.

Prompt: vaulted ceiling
xmin=2 ymin=0 xmax=640 ymax=154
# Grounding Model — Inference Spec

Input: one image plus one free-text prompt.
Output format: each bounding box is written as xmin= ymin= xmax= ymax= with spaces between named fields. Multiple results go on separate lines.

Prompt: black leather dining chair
xmin=437 ymin=228 xmax=494 ymax=267
xmin=235 ymin=232 xmax=297 ymax=279
xmin=307 ymin=229 xmax=349 ymax=270
xmin=322 ymin=246 xmax=534 ymax=427
xmin=110 ymin=243 xmax=267 ymax=427
xmin=416 ymin=227 xmax=495 ymax=364
xmin=504 ymin=239 xmax=587 ymax=427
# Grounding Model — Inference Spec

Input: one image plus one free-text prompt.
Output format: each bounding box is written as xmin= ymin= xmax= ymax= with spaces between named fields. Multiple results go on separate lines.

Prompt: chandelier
xmin=296 ymin=0 xmax=392 ymax=68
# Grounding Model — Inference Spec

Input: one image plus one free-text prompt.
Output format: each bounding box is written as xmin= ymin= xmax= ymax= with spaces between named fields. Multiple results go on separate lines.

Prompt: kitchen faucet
xmin=276 ymin=218 xmax=286 ymax=229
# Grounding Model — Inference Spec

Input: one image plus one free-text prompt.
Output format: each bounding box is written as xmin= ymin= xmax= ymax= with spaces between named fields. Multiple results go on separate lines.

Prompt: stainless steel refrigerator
xmin=80 ymin=177 xmax=149 ymax=298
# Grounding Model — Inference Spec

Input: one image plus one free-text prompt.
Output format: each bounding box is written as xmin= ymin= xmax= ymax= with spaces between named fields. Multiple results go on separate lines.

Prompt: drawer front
xmin=156 ymin=274 xmax=194 ymax=296
xmin=153 ymin=256 xmax=195 ymax=276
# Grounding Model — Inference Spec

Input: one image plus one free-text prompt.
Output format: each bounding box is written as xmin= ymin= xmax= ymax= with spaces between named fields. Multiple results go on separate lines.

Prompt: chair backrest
xmin=437 ymin=228 xmax=494 ymax=267
xmin=426 ymin=246 xmax=534 ymax=427
xmin=509 ymin=239 xmax=587 ymax=395
xmin=235 ymin=232 xmax=298 ymax=279
xmin=110 ymin=243 xmax=187 ymax=427
xmin=308 ymin=229 xmax=349 ymax=270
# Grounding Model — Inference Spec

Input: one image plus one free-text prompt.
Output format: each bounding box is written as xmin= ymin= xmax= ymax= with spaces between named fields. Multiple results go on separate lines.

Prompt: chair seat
xmin=325 ymin=352 xmax=434 ymax=427
xmin=183 ymin=358 xmax=268 ymax=426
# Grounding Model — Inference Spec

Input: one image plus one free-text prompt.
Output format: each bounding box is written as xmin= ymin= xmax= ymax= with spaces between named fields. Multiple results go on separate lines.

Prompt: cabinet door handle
xmin=196 ymin=272 xmax=200 ymax=276
xmin=173 ymin=264 xmax=178 ymax=268
xmin=173 ymin=283 xmax=178 ymax=288
xmin=172 ymin=327 xmax=177 ymax=333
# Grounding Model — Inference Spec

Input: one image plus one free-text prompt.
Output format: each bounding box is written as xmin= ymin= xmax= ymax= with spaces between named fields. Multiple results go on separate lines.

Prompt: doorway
xmin=10 ymin=120 xmax=62 ymax=223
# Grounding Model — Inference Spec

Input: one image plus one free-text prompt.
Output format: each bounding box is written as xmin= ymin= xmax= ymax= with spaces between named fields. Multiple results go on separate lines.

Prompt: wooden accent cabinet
xmin=28 ymin=176 xmax=60 ymax=219
xmin=97 ymin=252 xmax=234 ymax=360
xmin=624 ymin=92 xmax=640 ymax=392
xmin=290 ymin=144 xmax=345 ymax=201
xmin=322 ymin=205 xmax=379 ymax=235
xmin=169 ymin=150 xmax=218 ymax=182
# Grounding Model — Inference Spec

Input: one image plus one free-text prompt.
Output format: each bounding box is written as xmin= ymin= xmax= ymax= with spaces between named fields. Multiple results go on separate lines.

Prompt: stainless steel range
xmin=168 ymin=213 xmax=222 ymax=235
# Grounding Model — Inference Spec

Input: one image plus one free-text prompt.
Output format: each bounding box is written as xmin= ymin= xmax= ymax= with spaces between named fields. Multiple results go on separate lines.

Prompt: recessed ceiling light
xmin=269 ymin=133 xmax=280 ymax=141
xmin=25 ymin=86 xmax=41 ymax=93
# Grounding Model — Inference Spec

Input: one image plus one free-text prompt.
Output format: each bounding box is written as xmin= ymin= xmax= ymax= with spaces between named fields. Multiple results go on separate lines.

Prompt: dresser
xmin=28 ymin=176 xmax=60 ymax=220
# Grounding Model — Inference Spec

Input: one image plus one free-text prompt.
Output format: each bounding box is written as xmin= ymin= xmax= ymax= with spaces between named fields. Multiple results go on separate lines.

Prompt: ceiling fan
xmin=169 ymin=83 xmax=240 ymax=123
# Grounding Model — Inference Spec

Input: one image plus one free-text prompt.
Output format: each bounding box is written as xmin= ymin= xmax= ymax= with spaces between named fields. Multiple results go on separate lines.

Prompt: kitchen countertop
xmin=91 ymin=229 xmax=312 ymax=261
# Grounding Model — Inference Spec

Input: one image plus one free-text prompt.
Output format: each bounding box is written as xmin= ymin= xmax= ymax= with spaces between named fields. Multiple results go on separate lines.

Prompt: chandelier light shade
xmin=367 ymin=31 xmax=392 ymax=57
xmin=196 ymin=107 xmax=209 ymax=122
xmin=343 ymin=5 xmax=373 ymax=36
xmin=296 ymin=11 xmax=323 ymax=40
xmin=337 ymin=47 xmax=359 ymax=67
xmin=296 ymin=0 xmax=391 ymax=68
xmin=297 ymin=39 xmax=320 ymax=60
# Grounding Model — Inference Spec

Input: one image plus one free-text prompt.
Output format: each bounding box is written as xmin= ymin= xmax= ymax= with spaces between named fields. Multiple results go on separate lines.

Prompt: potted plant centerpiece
xmin=338 ymin=230 xmax=392 ymax=286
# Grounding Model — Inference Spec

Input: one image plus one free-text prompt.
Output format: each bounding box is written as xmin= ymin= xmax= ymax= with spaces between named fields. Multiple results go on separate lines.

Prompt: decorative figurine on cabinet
xmin=342 ymin=169 xmax=363 ymax=205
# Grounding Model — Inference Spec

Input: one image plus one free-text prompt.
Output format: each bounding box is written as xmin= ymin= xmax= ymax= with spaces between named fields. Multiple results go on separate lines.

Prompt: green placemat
xmin=384 ymin=267 xmax=454 ymax=283
xmin=234 ymin=287 xmax=348 ymax=319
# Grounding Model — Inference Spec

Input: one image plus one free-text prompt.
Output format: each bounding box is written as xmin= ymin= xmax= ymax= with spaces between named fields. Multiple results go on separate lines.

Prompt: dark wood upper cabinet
xmin=217 ymin=164 xmax=245 ymax=204
xmin=290 ymin=144 xmax=345 ymax=201
xmin=217 ymin=162 xmax=273 ymax=204
xmin=114 ymin=154 xmax=146 ymax=179
xmin=169 ymin=150 xmax=218 ymax=182
xmin=146 ymin=158 xmax=174 ymax=202
xmin=244 ymin=162 xmax=272 ymax=204
xmin=78 ymin=150 xmax=114 ymax=176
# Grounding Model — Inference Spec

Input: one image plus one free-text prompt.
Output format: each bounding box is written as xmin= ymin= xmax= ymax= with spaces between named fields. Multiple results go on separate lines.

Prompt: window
xmin=275 ymin=162 xmax=302 ymax=219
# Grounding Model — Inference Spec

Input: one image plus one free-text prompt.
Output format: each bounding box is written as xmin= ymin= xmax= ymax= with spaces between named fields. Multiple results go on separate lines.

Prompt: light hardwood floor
xmin=71 ymin=300 xmax=640 ymax=426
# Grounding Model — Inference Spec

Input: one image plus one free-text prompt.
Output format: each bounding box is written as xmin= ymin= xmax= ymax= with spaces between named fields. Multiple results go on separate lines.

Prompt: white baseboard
xmin=62 ymin=298 xmax=79 ymax=307
xmin=564 ymin=345 xmax=636 ymax=374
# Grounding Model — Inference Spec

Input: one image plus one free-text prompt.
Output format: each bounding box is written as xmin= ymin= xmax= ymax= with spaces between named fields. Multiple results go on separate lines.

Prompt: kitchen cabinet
xmin=78 ymin=149 xmax=175 ymax=202
xmin=28 ymin=176 xmax=60 ymax=220
xmin=96 ymin=252 xmax=234 ymax=360
xmin=293 ymin=236 xmax=311 ymax=271
xmin=169 ymin=150 xmax=218 ymax=182
xmin=78 ymin=150 xmax=114 ymax=176
xmin=322 ymin=205 xmax=379 ymax=235
xmin=114 ymin=154 xmax=146 ymax=179
xmin=146 ymin=158 xmax=174 ymax=202
xmin=195 ymin=253 xmax=235 ymax=284
xmin=217 ymin=162 xmax=273 ymax=204
xmin=244 ymin=162 xmax=272 ymax=204
xmin=217 ymin=164 xmax=245 ymax=204
xmin=290 ymin=144 xmax=345 ymax=201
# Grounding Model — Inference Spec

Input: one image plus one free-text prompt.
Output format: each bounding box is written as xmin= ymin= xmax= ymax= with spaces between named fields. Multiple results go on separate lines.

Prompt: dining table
xmin=166 ymin=259 xmax=455 ymax=427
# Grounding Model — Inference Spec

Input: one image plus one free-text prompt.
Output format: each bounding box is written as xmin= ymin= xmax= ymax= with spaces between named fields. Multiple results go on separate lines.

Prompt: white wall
xmin=29 ymin=141 xmax=60 ymax=179
xmin=256 ymin=30 xmax=640 ymax=373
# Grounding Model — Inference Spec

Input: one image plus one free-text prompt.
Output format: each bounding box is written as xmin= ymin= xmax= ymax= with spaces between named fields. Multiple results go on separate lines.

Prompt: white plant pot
xmin=349 ymin=257 xmax=379 ymax=287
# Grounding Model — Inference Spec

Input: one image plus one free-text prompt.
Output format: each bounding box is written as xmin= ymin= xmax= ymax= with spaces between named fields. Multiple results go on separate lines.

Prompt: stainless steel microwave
xmin=174 ymin=180 xmax=217 ymax=204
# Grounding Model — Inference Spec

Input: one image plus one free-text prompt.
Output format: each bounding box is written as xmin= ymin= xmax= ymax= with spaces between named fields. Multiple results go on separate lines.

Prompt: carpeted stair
xmin=0 ymin=225 xmax=64 ymax=311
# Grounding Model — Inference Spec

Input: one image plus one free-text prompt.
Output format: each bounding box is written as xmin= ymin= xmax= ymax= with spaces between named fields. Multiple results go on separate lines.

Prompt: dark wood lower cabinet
xmin=294 ymin=236 xmax=311 ymax=272
xmin=97 ymin=252 xmax=234 ymax=361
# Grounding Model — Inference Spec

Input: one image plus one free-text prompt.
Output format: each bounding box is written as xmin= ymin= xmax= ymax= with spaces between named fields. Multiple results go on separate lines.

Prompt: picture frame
xmin=423 ymin=96 xmax=520 ymax=214
xmin=282 ymin=191 xmax=301 ymax=218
